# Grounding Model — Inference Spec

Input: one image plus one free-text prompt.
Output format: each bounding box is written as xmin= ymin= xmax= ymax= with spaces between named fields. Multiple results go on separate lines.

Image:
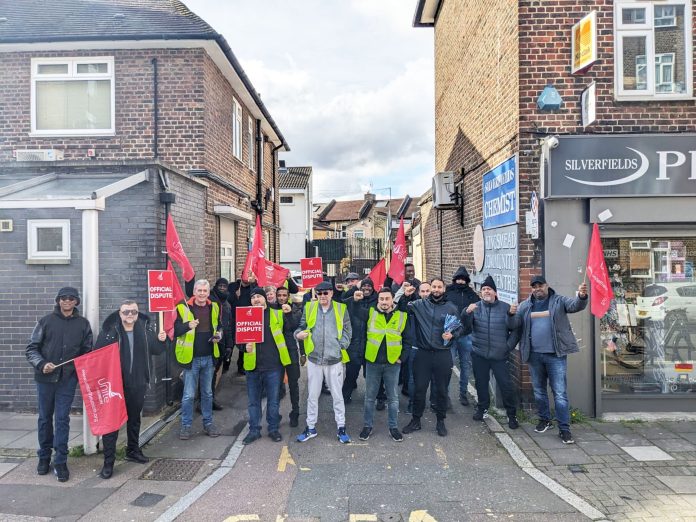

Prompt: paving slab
xmin=660 ymin=421 xmax=696 ymax=433
xmin=621 ymin=445 xmax=675 ymax=461
xmin=577 ymin=440 xmax=623 ymax=456
xmin=531 ymin=433 xmax=568 ymax=450
xmin=656 ymin=475 xmax=696 ymax=494
xmin=545 ymin=447 xmax=594 ymax=465
xmin=0 ymin=484 xmax=115 ymax=518
xmin=0 ymin=463 xmax=18 ymax=478
xmin=605 ymin=434 xmax=651 ymax=447
xmin=677 ymin=432 xmax=696 ymax=444
xmin=651 ymin=438 xmax=696 ymax=453
xmin=0 ymin=431 xmax=30 ymax=447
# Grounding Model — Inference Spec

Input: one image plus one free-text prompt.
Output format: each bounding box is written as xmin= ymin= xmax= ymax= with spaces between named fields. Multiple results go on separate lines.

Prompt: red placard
xmin=235 ymin=306 xmax=265 ymax=344
xmin=148 ymin=270 xmax=175 ymax=312
xmin=300 ymin=257 xmax=324 ymax=288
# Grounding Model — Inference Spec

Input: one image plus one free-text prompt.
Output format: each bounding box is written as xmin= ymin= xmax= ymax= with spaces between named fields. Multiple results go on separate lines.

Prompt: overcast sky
xmin=184 ymin=0 xmax=435 ymax=202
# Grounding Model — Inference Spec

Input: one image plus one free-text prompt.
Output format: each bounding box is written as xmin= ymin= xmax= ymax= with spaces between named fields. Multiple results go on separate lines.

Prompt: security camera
xmin=547 ymin=136 xmax=559 ymax=149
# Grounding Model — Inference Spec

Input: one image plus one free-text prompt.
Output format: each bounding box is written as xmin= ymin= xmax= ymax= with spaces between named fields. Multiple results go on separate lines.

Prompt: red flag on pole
xmin=369 ymin=258 xmax=387 ymax=289
xmin=242 ymin=214 xmax=267 ymax=284
xmin=166 ymin=215 xmax=195 ymax=281
xmin=260 ymin=258 xmax=290 ymax=288
xmin=387 ymin=217 xmax=407 ymax=285
xmin=164 ymin=260 xmax=186 ymax=340
xmin=74 ymin=343 xmax=128 ymax=435
xmin=586 ymin=223 xmax=614 ymax=317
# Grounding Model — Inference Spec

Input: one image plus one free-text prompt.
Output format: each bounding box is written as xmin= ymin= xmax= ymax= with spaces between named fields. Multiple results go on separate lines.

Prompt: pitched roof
xmin=320 ymin=200 xmax=367 ymax=222
xmin=317 ymin=195 xmax=421 ymax=223
xmin=279 ymin=166 xmax=311 ymax=190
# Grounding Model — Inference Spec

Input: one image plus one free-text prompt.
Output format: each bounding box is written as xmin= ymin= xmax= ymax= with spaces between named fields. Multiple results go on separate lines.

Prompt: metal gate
xmin=306 ymin=238 xmax=383 ymax=280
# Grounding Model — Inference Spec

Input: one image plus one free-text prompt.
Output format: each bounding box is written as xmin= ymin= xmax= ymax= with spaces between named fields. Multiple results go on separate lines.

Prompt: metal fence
xmin=306 ymin=238 xmax=383 ymax=279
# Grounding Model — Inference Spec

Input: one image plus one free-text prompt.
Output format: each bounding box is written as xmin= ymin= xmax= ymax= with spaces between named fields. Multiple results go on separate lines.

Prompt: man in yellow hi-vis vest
xmin=241 ymin=288 xmax=294 ymax=445
xmin=295 ymin=281 xmax=352 ymax=444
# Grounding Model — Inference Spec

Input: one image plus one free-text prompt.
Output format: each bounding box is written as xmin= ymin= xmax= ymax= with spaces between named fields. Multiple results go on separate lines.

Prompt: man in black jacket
xmin=228 ymin=274 xmax=256 ymax=374
xmin=26 ymin=287 xmax=93 ymax=482
xmin=274 ymin=285 xmax=302 ymax=427
xmin=462 ymin=276 xmax=520 ymax=429
xmin=208 ymin=278 xmax=234 ymax=409
xmin=94 ymin=300 xmax=167 ymax=478
xmin=445 ymin=266 xmax=480 ymax=406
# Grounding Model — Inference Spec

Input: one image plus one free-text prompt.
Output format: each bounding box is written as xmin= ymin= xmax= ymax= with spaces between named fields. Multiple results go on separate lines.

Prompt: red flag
xmin=242 ymin=215 xmax=266 ymax=284
xmin=261 ymin=258 xmax=290 ymax=288
xmin=369 ymin=258 xmax=387 ymax=289
xmin=586 ymin=223 xmax=614 ymax=317
xmin=166 ymin=215 xmax=195 ymax=281
xmin=387 ymin=217 xmax=407 ymax=285
xmin=164 ymin=261 xmax=186 ymax=340
xmin=74 ymin=343 xmax=128 ymax=435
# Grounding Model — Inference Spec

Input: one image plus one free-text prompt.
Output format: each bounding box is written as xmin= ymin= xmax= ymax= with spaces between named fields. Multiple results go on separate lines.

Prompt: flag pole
xmin=163 ymin=208 xmax=173 ymax=405
xmin=52 ymin=357 xmax=77 ymax=368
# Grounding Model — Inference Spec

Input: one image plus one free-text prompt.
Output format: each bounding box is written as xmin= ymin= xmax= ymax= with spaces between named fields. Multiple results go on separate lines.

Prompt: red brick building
xmin=414 ymin=0 xmax=696 ymax=416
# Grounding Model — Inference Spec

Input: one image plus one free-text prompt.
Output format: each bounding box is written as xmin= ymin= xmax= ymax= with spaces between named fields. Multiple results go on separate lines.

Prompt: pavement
xmin=0 ymin=365 xmax=695 ymax=521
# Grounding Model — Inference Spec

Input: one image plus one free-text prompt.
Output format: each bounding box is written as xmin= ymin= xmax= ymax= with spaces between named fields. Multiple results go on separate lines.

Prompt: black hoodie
xmin=445 ymin=266 xmax=480 ymax=335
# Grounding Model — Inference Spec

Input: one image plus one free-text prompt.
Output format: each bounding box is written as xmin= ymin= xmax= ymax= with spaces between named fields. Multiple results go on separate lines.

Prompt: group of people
xmin=25 ymin=263 xmax=588 ymax=483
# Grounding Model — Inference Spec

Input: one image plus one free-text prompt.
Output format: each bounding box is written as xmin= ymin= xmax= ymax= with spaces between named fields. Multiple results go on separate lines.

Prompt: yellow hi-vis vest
xmin=244 ymin=308 xmax=292 ymax=371
xmin=365 ymin=308 xmax=407 ymax=364
xmin=304 ymin=301 xmax=350 ymax=363
xmin=175 ymin=301 xmax=220 ymax=365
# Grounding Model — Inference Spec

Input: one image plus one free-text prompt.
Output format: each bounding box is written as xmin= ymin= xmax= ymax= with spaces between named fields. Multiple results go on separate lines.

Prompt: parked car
xmin=636 ymin=282 xmax=696 ymax=323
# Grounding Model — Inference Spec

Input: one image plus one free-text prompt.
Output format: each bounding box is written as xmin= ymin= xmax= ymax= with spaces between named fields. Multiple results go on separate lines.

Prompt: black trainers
xmin=204 ymin=423 xmax=221 ymax=437
xmin=402 ymin=417 xmax=421 ymax=434
xmin=535 ymin=420 xmax=553 ymax=433
xmin=359 ymin=426 xmax=372 ymax=440
xmin=99 ymin=462 xmax=114 ymax=479
xmin=53 ymin=463 xmax=69 ymax=482
xmin=390 ymin=428 xmax=404 ymax=442
xmin=242 ymin=431 xmax=261 ymax=445
xmin=436 ymin=419 xmax=448 ymax=437
xmin=37 ymin=458 xmax=50 ymax=475
xmin=472 ymin=408 xmax=488 ymax=421
xmin=508 ymin=416 xmax=520 ymax=430
xmin=268 ymin=431 xmax=282 ymax=442
xmin=212 ymin=400 xmax=224 ymax=411
xmin=559 ymin=430 xmax=575 ymax=444
xmin=125 ymin=449 xmax=149 ymax=464
xmin=459 ymin=395 xmax=470 ymax=406
xmin=289 ymin=411 xmax=299 ymax=428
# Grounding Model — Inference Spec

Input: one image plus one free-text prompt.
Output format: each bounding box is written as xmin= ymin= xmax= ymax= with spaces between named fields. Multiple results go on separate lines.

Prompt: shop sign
xmin=480 ymin=224 xmax=518 ymax=304
xmin=546 ymin=135 xmax=696 ymax=198
xmin=571 ymin=11 xmax=597 ymax=74
xmin=482 ymin=156 xmax=518 ymax=230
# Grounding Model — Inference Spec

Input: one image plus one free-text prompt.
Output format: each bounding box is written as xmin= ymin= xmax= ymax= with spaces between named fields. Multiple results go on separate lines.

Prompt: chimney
xmin=364 ymin=191 xmax=376 ymax=202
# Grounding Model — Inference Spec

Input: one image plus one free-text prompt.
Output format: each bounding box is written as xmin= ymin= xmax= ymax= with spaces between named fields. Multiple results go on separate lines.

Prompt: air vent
xmin=15 ymin=149 xmax=64 ymax=162
xmin=0 ymin=220 xmax=12 ymax=232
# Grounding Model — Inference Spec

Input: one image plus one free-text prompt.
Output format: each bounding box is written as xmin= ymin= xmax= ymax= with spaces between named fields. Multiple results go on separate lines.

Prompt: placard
xmin=571 ymin=11 xmax=597 ymax=74
xmin=147 ymin=270 xmax=175 ymax=312
xmin=300 ymin=257 xmax=324 ymax=288
xmin=235 ymin=306 xmax=264 ymax=344
xmin=482 ymin=156 xmax=518 ymax=230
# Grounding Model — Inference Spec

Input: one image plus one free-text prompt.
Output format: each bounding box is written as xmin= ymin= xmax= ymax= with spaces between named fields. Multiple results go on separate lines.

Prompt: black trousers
xmin=285 ymin=358 xmax=301 ymax=415
xmin=412 ymin=349 xmax=452 ymax=420
xmin=471 ymin=352 xmax=517 ymax=416
xmin=342 ymin=352 xmax=364 ymax=399
xmin=102 ymin=384 xmax=146 ymax=464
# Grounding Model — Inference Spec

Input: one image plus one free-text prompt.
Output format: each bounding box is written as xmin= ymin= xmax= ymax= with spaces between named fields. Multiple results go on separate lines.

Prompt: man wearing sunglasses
xmin=26 ymin=287 xmax=93 ymax=482
xmin=93 ymin=300 xmax=167 ymax=478
xmin=295 ymin=281 xmax=353 ymax=444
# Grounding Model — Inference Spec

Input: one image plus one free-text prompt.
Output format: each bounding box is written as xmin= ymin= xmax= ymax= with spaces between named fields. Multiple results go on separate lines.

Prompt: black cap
xmin=360 ymin=278 xmax=375 ymax=288
xmin=55 ymin=286 xmax=80 ymax=306
xmin=249 ymin=287 xmax=267 ymax=300
xmin=481 ymin=275 xmax=497 ymax=292
xmin=530 ymin=275 xmax=547 ymax=286
xmin=315 ymin=281 xmax=333 ymax=291
xmin=345 ymin=272 xmax=360 ymax=281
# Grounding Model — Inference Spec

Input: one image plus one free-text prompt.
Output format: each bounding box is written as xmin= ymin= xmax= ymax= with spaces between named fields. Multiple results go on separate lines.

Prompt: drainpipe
xmin=271 ymin=143 xmax=283 ymax=261
xmin=151 ymin=58 xmax=159 ymax=158
xmin=255 ymin=119 xmax=263 ymax=217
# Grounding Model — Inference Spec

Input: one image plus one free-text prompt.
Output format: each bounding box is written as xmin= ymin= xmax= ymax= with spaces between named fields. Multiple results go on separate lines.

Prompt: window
xmin=31 ymin=57 xmax=114 ymax=135
xmin=247 ymin=116 xmax=255 ymax=171
xmin=280 ymin=195 xmax=294 ymax=205
xmin=220 ymin=218 xmax=236 ymax=281
xmin=27 ymin=219 xmax=70 ymax=262
xmin=615 ymin=1 xmax=692 ymax=100
xmin=353 ymin=229 xmax=365 ymax=238
xmin=232 ymin=98 xmax=242 ymax=160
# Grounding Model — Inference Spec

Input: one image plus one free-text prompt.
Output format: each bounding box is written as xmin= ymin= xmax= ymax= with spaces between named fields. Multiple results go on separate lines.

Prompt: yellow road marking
xmin=223 ymin=516 xmax=260 ymax=522
xmin=349 ymin=515 xmax=378 ymax=522
xmin=277 ymin=445 xmax=296 ymax=472
xmin=434 ymin=444 xmax=449 ymax=469
xmin=409 ymin=510 xmax=438 ymax=522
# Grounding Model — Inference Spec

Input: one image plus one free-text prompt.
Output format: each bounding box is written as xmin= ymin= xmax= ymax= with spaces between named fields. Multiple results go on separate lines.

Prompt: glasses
xmin=316 ymin=291 xmax=331 ymax=296
xmin=59 ymin=296 xmax=76 ymax=301
xmin=120 ymin=310 xmax=139 ymax=316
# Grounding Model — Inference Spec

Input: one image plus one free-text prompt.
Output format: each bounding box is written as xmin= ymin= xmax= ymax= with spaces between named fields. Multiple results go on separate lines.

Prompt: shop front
xmin=543 ymin=134 xmax=696 ymax=415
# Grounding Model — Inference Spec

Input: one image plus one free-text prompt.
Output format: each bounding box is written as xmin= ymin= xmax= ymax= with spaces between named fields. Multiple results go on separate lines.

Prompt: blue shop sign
xmin=482 ymin=155 xmax=518 ymax=230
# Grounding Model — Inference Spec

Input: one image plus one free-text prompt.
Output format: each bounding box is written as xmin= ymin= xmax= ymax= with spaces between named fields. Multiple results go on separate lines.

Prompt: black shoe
xmin=212 ymin=400 xmax=224 ymax=411
xmin=473 ymin=408 xmax=489 ymax=421
xmin=37 ymin=458 xmax=50 ymax=475
xmin=375 ymin=399 xmax=386 ymax=411
xmin=436 ymin=419 xmax=448 ymax=437
xmin=390 ymin=428 xmax=404 ymax=442
xmin=53 ymin=463 xmax=69 ymax=482
xmin=402 ymin=418 xmax=421 ymax=434
xmin=359 ymin=426 xmax=372 ymax=440
xmin=459 ymin=395 xmax=470 ymax=406
xmin=242 ymin=431 xmax=261 ymax=445
xmin=99 ymin=462 xmax=114 ymax=479
xmin=535 ymin=420 xmax=553 ymax=433
xmin=559 ymin=430 xmax=575 ymax=444
xmin=269 ymin=431 xmax=282 ymax=442
xmin=508 ymin=416 xmax=520 ymax=430
xmin=125 ymin=450 xmax=149 ymax=464
xmin=289 ymin=411 xmax=299 ymax=428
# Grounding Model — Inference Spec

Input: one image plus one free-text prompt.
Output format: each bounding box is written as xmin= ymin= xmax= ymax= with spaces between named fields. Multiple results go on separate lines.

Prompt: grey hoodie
xmin=295 ymin=301 xmax=352 ymax=365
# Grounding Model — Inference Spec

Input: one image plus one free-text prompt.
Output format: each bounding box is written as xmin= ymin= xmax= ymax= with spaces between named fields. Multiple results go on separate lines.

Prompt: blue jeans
xmin=246 ymin=367 xmax=283 ymax=434
xmin=181 ymin=356 xmax=215 ymax=428
xmin=36 ymin=374 xmax=78 ymax=465
xmin=451 ymin=334 xmax=472 ymax=398
xmin=527 ymin=352 xmax=570 ymax=432
xmin=364 ymin=362 xmax=400 ymax=429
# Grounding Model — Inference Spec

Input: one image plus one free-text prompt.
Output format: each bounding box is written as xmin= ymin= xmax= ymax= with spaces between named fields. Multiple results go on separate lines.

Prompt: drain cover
xmin=140 ymin=459 xmax=204 ymax=481
xmin=131 ymin=492 xmax=166 ymax=507
xmin=567 ymin=464 xmax=587 ymax=473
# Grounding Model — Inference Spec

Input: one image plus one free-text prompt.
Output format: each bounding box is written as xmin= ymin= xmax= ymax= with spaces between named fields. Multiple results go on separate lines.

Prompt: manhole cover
xmin=131 ymin=492 xmax=166 ymax=507
xmin=140 ymin=459 xmax=204 ymax=481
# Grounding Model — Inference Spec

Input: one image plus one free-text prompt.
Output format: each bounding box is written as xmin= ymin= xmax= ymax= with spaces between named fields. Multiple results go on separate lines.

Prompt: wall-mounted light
xmin=537 ymin=83 xmax=563 ymax=111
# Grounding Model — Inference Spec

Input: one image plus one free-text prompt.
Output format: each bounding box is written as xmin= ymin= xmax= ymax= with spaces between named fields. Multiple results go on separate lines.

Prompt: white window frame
xmin=353 ymin=229 xmax=365 ymax=238
xmin=655 ymin=52 xmax=676 ymax=92
xmin=614 ymin=0 xmax=692 ymax=100
xmin=279 ymin=195 xmax=295 ymax=205
xmin=247 ymin=116 xmax=255 ymax=171
xmin=27 ymin=219 xmax=71 ymax=262
xmin=232 ymin=98 xmax=243 ymax=160
xmin=654 ymin=4 xmax=677 ymax=26
xmin=31 ymin=57 xmax=115 ymax=136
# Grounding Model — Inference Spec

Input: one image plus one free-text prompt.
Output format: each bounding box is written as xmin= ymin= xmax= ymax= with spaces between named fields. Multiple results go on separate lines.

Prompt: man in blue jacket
xmin=515 ymin=275 xmax=588 ymax=444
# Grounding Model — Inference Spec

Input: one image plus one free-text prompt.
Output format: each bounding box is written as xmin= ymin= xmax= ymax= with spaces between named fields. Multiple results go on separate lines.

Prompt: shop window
xmin=600 ymin=236 xmax=696 ymax=397
xmin=614 ymin=0 xmax=692 ymax=100
xmin=27 ymin=219 xmax=70 ymax=262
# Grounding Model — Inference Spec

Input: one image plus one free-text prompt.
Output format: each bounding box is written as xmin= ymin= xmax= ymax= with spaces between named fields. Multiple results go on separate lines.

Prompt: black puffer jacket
xmin=400 ymin=293 xmax=462 ymax=351
xmin=343 ymin=286 xmax=378 ymax=356
xmin=462 ymin=299 xmax=520 ymax=360
xmin=26 ymin=307 xmax=93 ymax=383
xmin=95 ymin=310 xmax=166 ymax=387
